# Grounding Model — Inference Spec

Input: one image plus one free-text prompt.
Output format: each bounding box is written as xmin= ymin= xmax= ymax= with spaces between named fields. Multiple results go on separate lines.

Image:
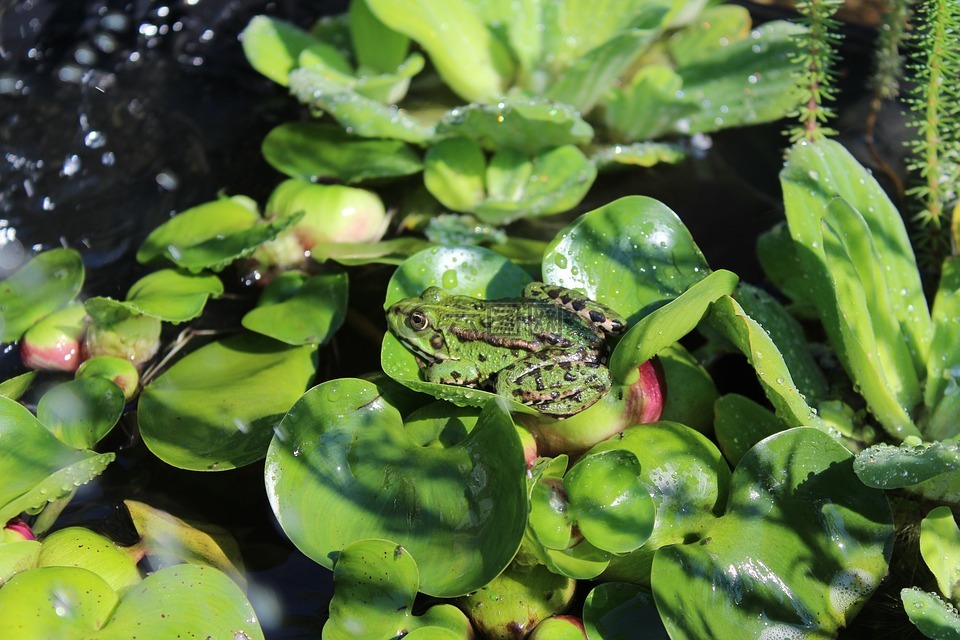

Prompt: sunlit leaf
xmin=0 ymin=249 xmax=84 ymax=343
xmin=241 ymin=15 xmax=350 ymax=86
xmin=37 ymin=527 xmax=141 ymax=592
xmin=902 ymin=587 xmax=960 ymax=639
xmin=242 ymin=271 xmax=348 ymax=345
xmin=36 ymin=379 xmax=124 ymax=449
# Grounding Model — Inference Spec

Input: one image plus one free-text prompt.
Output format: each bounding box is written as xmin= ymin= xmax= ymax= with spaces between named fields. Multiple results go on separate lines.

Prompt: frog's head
xmin=386 ymin=287 xmax=455 ymax=362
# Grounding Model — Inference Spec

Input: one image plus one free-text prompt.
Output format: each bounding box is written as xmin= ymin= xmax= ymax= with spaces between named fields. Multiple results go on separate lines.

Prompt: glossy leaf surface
xmin=266 ymin=380 xmax=527 ymax=597
xmin=542 ymin=196 xmax=710 ymax=323
xmin=138 ymin=333 xmax=317 ymax=470
xmin=921 ymin=506 xmax=960 ymax=603
xmin=902 ymin=587 xmax=960 ymax=639
xmin=583 ymin=582 xmax=667 ymax=640
xmin=242 ymin=271 xmax=348 ymax=345
xmin=85 ymin=270 xmax=224 ymax=324
xmin=652 ymin=428 xmax=893 ymax=639
xmin=36 ymin=379 xmax=125 ymax=449
xmin=854 ymin=441 xmax=960 ymax=489
xmin=0 ymin=249 xmax=84 ymax=343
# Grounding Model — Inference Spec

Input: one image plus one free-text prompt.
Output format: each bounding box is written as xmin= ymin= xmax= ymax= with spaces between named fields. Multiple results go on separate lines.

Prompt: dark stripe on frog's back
xmin=445 ymin=300 xmax=602 ymax=352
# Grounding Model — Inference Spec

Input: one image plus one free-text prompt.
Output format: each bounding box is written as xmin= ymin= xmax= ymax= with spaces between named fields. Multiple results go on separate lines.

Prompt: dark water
xmin=0 ymin=1 xmax=917 ymax=637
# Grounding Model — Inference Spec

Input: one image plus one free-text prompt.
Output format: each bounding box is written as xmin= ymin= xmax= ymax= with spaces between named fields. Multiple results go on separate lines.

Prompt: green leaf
xmin=714 ymin=393 xmax=785 ymax=467
xmin=36 ymin=379 xmax=125 ymax=449
xmin=590 ymin=422 xmax=731 ymax=585
xmin=542 ymin=196 xmax=710 ymax=324
xmin=780 ymin=139 xmax=931 ymax=386
xmin=0 ymin=397 xmax=114 ymax=524
xmin=348 ymin=0 xmax=410 ymax=73
xmin=323 ymin=539 xmax=472 ymax=640
xmin=289 ymin=67 xmax=435 ymax=144
xmin=657 ymin=343 xmax=718 ymax=434
xmin=242 ymin=271 xmax=348 ymax=345
xmin=854 ymin=441 xmax=960 ymax=489
xmin=240 ymin=15 xmax=351 ymax=86
xmin=602 ymin=65 xmax=697 ymax=141
xmin=311 ymin=237 xmax=434 ymax=266
xmin=609 ymin=270 xmax=737 ymax=383
xmin=423 ymin=137 xmax=487 ymax=212
xmin=265 ymin=381 xmax=527 ymax=597
xmin=902 ymin=588 xmax=960 ymax=640
xmin=435 ymin=99 xmax=594 ymax=155
xmin=583 ymin=583 xmax=667 ymax=640
xmin=138 ymin=333 xmax=317 ymax=471
xmin=364 ymin=0 xmax=512 ymax=102
xmin=591 ymin=142 xmax=686 ymax=168
xmin=262 ymin=122 xmax=423 ymax=184
xmin=926 ymin=256 xmax=960 ymax=417
xmin=652 ymin=428 xmax=893 ymax=639
xmin=921 ymin=506 xmax=960 ymax=603
xmin=37 ymin=527 xmax=141 ymax=592
xmin=707 ymin=295 xmax=829 ymax=432
xmin=0 ymin=372 xmax=37 ymax=401
xmin=87 ymin=270 xmax=223 ymax=324
xmin=0 ymin=249 xmax=84 ymax=343
xmin=565 ymin=450 xmax=655 ymax=554
xmin=0 ymin=539 xmax=41 ymax=585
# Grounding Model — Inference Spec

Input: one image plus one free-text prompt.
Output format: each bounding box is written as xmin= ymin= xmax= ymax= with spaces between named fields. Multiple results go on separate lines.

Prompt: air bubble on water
xmin=42 ymin=197 xmax=55 ymax=211
xmin=84 ymin=130 xmax=107 ymax=148
xmin=61 ymin=154 xmax=81 ymax=176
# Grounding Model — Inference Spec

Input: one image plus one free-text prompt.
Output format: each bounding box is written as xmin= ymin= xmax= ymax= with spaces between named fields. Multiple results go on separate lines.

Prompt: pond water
xmin=1 ymin=1 xmax=911 ymax=637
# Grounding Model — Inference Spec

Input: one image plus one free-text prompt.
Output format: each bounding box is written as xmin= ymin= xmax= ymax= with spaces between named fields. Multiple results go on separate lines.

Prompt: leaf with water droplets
xmin=902 ymin=587 xmax=960 ymax=640
xmin=854 ymin=441 xmax=960 ymax=490
xmin=652 ymin=427 xmax=893 ymax=639
xmin=0 ymin=248 xmax=84 ymax=344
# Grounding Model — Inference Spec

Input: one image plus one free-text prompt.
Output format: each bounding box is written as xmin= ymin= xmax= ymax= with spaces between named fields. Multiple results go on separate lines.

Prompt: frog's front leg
xmin=422 ymin=359 xmax=483 ymax=387
xmin=523 ymin=283 xmax=626 ymax=336
xmin=494 ymin=348 xmax=612 ymax=417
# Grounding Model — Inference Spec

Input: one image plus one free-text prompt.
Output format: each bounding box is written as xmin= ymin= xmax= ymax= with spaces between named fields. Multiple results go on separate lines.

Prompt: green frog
xmin=386 ymin=283 xmax=626 ymax=417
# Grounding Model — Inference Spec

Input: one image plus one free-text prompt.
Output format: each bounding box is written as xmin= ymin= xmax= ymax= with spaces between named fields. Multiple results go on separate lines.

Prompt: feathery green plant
xmin=787 ymin=0 xmax=844 ymax=142
xmin=903 ymin=0 xmax=960 ymax=255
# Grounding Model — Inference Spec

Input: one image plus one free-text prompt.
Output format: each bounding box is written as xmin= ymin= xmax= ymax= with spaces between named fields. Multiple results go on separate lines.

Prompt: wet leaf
xmin=86 ymin=270 xmax=224 ymax=324
xmin=138 ymin=333 xmax=317 ymax=471
xmin=262 ymin=122 xmax=423 ymax=183
xmin=652 ymin=428 xmax=893 ymax=639
xmin=542 ymin=196 xmax=710 ymax=324
xmin=902 ymin=587 xmax=960 ymax=639
xmin=241 ymin=15 xmax=351 ymax=86
xmin=714 ymin=394 xmax=785 ymax=467
xmin=242 ymin=271 xmax=348 ymax=346
xmin=920 ymin=506 xmax=960 ymax=603
xmin=37 ymin=527 xmax=141 ymax=592
xmin=0 ymin=397 xmax=114 ymax=525
xmin=854 ymin=441 xmax=960 ymax=489
xmin=591 ymin=142 xmax=686 ymax=168
xmin=266 ymin=381 xmax=527 ymax=597
xmin=0 ymin=248 xmax=84 ymax=344
xmin=311 ymin=237 xmax=433 ymax=266
xmin=925 ymin=256 xmax=960 ymax=423
xmin=583 ymin=582 xmax=667 ymax=640
xmin=323 ymin=539 xmax=472 ymax=640
xmin=435 ymin=99 xmax=594 ymax=155
xmin=36 ymin=378 xmax=125 ymax=449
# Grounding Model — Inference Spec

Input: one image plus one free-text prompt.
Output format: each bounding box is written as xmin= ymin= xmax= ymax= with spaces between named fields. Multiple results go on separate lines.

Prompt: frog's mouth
xmin=395 ymin=334 xmax=447 ymax=365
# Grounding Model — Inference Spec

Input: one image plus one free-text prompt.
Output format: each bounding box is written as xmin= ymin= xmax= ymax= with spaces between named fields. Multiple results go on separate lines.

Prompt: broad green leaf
xmin=364 ymin=0 xmax=513 ymax=102
xmin=381 ymin=246 xmax=533 ymax=411
xmin=353 ymin=53 xmax=426 ymax=103
xmin=609 ymin=270 xmax=737 ymax=383
xmin=36 ymin=379 xmax=125 ymax=449
xmin=242 ymin=271 xmax=348 ymax=345
xmin=323 ymin=539 xmax=471 ymax=640
xmin=546 ymin=29 xmax=657 ymax=114
xmin=348 ymin=0 xmax=410 ymax=73
xmin=262 ymin=122 xmax=423 ymax=183
xmin=37 ymin=527 xmax=141 ymax=592
xmin=542 ymin=196 xmax=710 ymax=324
xmin=820 ymin=201 xmax=920 ymax=436
xmin=652 ymin=428 xmax=893 ymax=639
xmin=926 ymin=256 xmax=960 ymax=415
xmin=657 ymin=343 xmax=718 ymax=434
xmin=780 ymin=139 xmax=931 ymax=378
xmin=124 ymin=500 xmax=245 ymax=585
xmin=0 ymin=371 xmax=37 ymax=400
xmin=603 ymin=65 xmax=697 ymax=141
xmin=311 ymin=237 xmax=434 ymax=266
xmin=240 ymin=15 xmax=351 ymax=86
xmin=474 ymin=145 xmax=596 ymax=225
xmin=591 ymin=142 xmax=686 ymax=168
xmin=86 ymin=270 xmax=223 ymax=324
xmin=289 ymin=67 xmax=435 ymax=144
xmin=565 ymin=450 xmax=655 ymax=554
xmin=667 ymin=5 xmax=751 ymax=68
xmin=0 ymin=539 xmax=41 ymax=585
xmin=435 ymin=99 xmax=594 ymax=155
xmin=714 ymin=393 xmax=785 ymax=467
xmin=0 ymin=397 xmax=114 ymax=524
xmin=423 ymin=137 xmax=487 ymax=211
xmin=921 ymin=506 xmax=960 ymax=602
xmin=733 ymin=283 xmax=828 ymax=406
xmin=592 ymin=422 xmax=731 ymax=585
xmin=265 ymin=381 xmax=528 ymax=597
xmin=756 ymin=222 xmax=813 ymax=309
xmin=854 ymin=441 xmax=960 ymax=489
xmin=707 ymin=295 xmax=829 ymax=432
xmin=669 ymin=20 xmax=805 ymax=135
xmin=583 ymin=583 xmax=667 ymax=640
xmin=138 ymin=333 xmax=317 ymax=471
xmin=0 ymin=248 xmax=84 ymax=343
xmin=902 ymin=587 xmax=960 ymax=640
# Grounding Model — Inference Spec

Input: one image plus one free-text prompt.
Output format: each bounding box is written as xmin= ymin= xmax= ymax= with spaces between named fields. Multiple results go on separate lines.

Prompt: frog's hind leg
xmin=494 ymin=348 xmax=612 ymax=418
xmin=523 ymin=282 xmax=626 ymax=336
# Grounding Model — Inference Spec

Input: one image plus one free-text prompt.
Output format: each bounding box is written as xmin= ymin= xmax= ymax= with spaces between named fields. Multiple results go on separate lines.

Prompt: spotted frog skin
xmin=386 ymin=283 xmax=626 ymax=417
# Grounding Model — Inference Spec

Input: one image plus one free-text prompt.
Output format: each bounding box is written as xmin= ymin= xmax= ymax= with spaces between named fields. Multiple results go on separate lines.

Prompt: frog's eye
xmin=409 ymin=311 xmax=429 ymax=331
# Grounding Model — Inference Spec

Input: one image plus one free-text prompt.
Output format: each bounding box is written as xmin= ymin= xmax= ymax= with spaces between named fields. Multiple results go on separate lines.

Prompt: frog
xmin=386 ymin=282 xmax=626 ymax=417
